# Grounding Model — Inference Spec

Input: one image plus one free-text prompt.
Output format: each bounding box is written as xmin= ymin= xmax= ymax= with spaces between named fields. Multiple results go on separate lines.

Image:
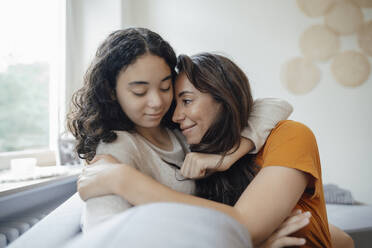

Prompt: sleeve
xmin=95 ymin=132 xmax=139 ymax=169
xmin=261 ymin=120 xmax=321 ymax=198
xmin=81 ymin=132 xmax=138 ymax=233
xmin=241 ymin=98 xmax=293 ymax=154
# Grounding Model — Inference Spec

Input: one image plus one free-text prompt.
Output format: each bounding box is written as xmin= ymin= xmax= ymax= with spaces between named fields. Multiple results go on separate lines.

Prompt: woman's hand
xmin=78 ymin=154 xmax=124 ymax=201
xmin=78 ymin=163 xmax=118 ymax=200
xmin=180 ymin=152 xmax=223 ymax=179
xmin=258 ymin=209 xmax=310 ymax=248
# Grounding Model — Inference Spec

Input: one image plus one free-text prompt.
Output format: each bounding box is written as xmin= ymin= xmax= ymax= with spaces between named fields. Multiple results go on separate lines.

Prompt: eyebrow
xmin=128 ymin=81 xmax=148 ymax=86
xmin=178 ymin=90 xmax=193 ymax=97
xmin=128 ymin=75 xmax=172 ymax=86
xmin=161 ymin=75 xmax=172 ymax=82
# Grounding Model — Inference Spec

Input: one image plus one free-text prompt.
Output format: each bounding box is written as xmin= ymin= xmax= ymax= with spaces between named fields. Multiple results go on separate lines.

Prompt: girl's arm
xmin=241 ymin=98 xmax=293 ymax=154
xmin=179 ymin=137 xmax=254 ymax=179
xmin=181 ymin=98 xmax=293 ymax=178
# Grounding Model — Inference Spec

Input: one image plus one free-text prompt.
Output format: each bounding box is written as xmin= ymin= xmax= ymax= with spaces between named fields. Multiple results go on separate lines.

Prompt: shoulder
xmin=96 ymin=130 xmax=138 ymax=157
xmin=260 ymin=120 xmax=318 ymax=163
xmin=273 ymin=120 xmax=312 ymax=134
xmin=258 ymin=121 xmax=322 ymax=186
xmin=269 ymin=120 xmax=315 ymax=143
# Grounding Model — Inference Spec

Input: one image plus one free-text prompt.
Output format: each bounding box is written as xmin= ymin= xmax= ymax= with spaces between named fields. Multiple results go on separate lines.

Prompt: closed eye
xmin=160 ymin=79 xmax=172 ymax=92
xmin=160 ymin=85 xmax=171 ymax=92
xmin=132 ymin=91 xmax=146 ymax=96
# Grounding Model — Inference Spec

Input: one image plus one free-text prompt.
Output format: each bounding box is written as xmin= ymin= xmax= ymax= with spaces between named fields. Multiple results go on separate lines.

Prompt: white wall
xmin=65 ymin=0 xmax=123 ymax=122
xmin=68 ymin=0 xmax=372 ymax=204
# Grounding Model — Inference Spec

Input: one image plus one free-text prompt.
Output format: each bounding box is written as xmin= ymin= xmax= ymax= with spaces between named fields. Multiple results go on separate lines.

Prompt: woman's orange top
xmin=255 ymin=120 xmax=332 ymax=248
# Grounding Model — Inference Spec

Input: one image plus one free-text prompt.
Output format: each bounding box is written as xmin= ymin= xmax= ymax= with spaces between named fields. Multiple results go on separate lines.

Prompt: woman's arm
xmin=234 ymin=166 xmax=309 ymax=245
xmin=78 ymin=161 xmax=308 ymax=246
xmin=79 ymin=163 xmax=242 ymax=220
xmin=79 ymin=162 xmax=310 ymax=248
xmin=329 ymin=224 xmax=354 ymax=248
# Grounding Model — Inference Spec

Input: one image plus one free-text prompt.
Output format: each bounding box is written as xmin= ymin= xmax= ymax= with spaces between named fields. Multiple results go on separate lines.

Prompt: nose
xmin=172 ymin=102 xmax=184 ymax=123
xmin=147 ymin=91 xmax=162 ymax=109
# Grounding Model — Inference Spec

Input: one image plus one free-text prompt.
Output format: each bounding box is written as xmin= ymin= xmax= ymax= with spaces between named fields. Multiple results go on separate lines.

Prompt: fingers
xmin=181 ymin=154 xmax=206 ymax=179
xmin=270 ymin=237 xmax=306 ymax=248
xmin=261 ymin=210 xmax=310 ymax=248
xmin=275 ymin=212 xmax=311 ymax=238
xmin=180 ymin=155 xmax=189 ymax=177
xmin=90 ymin=154 xmax=119 ymax=165
xmin=89 ymin=154 xmax=107 ymax=165
xmin=89 ymin=157 xmax=99 ymax=164
xmin=282 ymin=211 xmax=311 ymax=228
xmin=181 ymin=164 xmax=205 ymax=179
xmin=77 ymin=176 xmax=90 ymax=201
xmin=288 ymin=209 xmax=302 ymax=217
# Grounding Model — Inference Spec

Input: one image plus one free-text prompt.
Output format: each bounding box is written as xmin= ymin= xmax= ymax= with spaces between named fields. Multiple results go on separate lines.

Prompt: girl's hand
xmin=258 ymin=209 xmax=310 ymax=248
xmin=180 ymin=152 xmax=223 ymax=179
xmin=180 ymin=138 xmax=256 ymax=179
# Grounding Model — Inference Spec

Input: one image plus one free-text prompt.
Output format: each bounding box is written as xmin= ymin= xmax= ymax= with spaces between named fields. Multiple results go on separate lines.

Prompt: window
xmin=0 ymin=0 xmax=65 ymax=156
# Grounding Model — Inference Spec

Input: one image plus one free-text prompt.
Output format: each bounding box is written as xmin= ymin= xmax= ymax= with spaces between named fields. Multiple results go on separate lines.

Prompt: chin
xmin=141 ymin=120 xmax=162 ymax=128
xmin=186 ymin=137 xmax=202 ymax=145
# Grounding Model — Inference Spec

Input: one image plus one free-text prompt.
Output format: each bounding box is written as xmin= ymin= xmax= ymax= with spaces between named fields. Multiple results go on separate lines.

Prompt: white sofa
xmin=4 ymin=180 xmax=372 ymax=248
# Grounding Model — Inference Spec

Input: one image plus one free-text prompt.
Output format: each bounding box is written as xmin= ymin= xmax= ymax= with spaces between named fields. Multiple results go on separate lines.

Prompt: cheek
xmin=162 ymin=91 xmax=174 ymax=108
xmin=200 ymin=104 xmax=221 ymax=131
xmin=118 ymin=93 xmax=145 ymax=115
xmin=186 ymin=103 xmax=201 ymax=121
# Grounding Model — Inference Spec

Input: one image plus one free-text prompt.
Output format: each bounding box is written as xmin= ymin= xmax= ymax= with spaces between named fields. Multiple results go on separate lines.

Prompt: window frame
xmin=0 ymin=0 xmax=66 ymax=170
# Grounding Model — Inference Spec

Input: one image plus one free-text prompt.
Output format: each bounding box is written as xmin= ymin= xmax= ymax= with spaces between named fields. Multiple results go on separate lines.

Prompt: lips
xmin=181 ymin=124 xmax=197 ymax=135
xmin=146 ymin=112 xmax=163 ymax=118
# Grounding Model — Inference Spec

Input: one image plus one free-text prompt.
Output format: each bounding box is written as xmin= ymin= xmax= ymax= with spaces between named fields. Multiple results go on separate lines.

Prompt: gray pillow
xmin=65 ymin=202 xmax=252 ymax=248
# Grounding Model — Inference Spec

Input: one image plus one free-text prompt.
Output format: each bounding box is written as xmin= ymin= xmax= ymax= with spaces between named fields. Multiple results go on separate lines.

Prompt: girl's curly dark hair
xmin=67 ymin=28 xmax=177 ymax=161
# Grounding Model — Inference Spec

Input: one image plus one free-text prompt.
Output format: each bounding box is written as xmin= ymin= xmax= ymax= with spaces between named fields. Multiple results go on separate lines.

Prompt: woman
xmin=77 ymin=52 xmax=353 ymax=247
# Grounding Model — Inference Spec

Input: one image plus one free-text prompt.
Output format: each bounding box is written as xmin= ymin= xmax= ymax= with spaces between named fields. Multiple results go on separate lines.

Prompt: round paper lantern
xmin=281 ymin=57 xmax=321 ymax=94
xmin=300 ymin=25 xmax=340 ymax=61
xmin=325 ymin=0 xmax=364 ymax=35
xmin=331 ymin=51 xmax=370 ymax=87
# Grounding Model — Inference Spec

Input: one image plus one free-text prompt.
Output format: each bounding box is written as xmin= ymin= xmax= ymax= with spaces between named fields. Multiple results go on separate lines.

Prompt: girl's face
xmin=172 ymin=72 xmax=221 ymax=144
xmin=116 ymin=53 xmax=173 ymax=129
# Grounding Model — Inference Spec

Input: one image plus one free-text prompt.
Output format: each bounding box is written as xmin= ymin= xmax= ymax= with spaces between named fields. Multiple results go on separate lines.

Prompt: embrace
xmin=66 ymin=28 xmax=353 ymax=248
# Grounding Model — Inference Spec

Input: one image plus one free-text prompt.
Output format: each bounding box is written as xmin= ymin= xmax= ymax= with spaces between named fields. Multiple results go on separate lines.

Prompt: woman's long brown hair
xmin=177 ymin=53 xmax=259 ymax=206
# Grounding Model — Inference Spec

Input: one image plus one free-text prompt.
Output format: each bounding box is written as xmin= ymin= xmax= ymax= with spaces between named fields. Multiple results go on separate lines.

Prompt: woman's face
xmin=116 ymin=53 xmax=173 ymax=129
xmin=172 ymin=72 xmax=221 ymax=144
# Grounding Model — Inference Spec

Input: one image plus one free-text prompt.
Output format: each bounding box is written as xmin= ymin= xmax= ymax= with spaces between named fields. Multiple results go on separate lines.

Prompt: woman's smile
xmin=181 ymin=123 xmax=197 ymax=136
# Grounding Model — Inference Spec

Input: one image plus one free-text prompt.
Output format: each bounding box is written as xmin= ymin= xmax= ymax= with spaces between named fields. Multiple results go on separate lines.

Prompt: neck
xmin=135 ymin=125 xmax=172 ymax=150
